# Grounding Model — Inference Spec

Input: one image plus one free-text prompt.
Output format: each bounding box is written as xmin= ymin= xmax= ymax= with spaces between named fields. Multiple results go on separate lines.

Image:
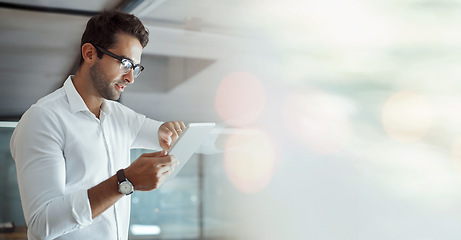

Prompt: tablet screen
xmin=167 ymin=122 xmax=215 ymax=180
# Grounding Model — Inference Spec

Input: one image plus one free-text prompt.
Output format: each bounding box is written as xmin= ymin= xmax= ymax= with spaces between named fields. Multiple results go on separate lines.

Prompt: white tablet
xmin=167 ymin=122 xmax=215 ymax=180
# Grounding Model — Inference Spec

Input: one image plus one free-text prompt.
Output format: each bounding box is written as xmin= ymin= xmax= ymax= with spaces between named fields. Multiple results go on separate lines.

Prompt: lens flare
xmin=214 ymin=72 xmax=266 ymax=127
xmin=283 ymin=89 xmax=352 ymax=155
xmin=451 ymin=136 xmax=461 ymax=174
xmin=382 ymin=91 xmax=434 ymax=143
xmin=223 ymin=129 xmax=276 ymax=194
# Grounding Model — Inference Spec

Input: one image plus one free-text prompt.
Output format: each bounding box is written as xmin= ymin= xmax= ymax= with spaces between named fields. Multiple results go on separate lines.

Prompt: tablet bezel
xmin=166 ymin=122 xmax=215 ymax=180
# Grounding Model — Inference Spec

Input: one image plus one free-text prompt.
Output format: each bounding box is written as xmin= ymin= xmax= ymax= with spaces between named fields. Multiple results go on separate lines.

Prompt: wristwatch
xmin=117 ymin=169 xmax=134 ymax=195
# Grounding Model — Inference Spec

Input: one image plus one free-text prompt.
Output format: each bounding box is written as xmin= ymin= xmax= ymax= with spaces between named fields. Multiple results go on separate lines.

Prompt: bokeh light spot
xmin=451 ymin=136 xmax=461 ymax=174
xmin=215 ymin=72 xmax=266 ymax=127
xmin=223 ymin=129 xmax=276 ymax=194
xmin=283 ymin=89 xmax=352 ymax=155
xmin=382 ymin=91 xmax=434 ymax=143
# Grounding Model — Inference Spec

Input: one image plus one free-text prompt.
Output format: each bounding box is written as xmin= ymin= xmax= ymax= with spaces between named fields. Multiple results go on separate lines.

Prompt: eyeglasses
xmin=93 ymin=44 xmax=144 ymax=78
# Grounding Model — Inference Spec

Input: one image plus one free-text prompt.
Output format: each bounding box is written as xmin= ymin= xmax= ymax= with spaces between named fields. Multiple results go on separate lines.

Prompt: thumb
xmin=160 ymin=130 xmax=173 ymax=144
xmin=160 ymin=128 xmax=173 ymax=138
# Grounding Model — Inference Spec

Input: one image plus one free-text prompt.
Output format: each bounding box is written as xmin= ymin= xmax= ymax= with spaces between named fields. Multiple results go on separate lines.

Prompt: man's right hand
xmin=124 ymin=151 xmax=178 ymax=191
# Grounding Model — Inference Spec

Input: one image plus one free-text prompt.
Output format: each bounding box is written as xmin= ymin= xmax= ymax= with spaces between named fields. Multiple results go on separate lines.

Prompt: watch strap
xmin=117 ymin=169 xmax=127 ymax=184
xmin=117 ymin=169 xmax=134 ymax=195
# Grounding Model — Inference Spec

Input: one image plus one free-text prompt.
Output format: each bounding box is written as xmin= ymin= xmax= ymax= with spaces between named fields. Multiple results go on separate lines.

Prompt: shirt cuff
xmin=70 ymin=190 xmax=92 ymax=227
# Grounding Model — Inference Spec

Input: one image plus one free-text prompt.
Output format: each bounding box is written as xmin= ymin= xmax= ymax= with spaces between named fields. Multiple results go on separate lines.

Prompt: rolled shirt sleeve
xmin=70 ymin=190 xmax=92 ymax=227
xmin=11 ymin=106 xmax=92 ymax=239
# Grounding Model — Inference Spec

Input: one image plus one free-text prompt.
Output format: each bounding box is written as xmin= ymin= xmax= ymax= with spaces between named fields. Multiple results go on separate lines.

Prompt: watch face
xmin=119 ymin=181 xmax=133 ymax=195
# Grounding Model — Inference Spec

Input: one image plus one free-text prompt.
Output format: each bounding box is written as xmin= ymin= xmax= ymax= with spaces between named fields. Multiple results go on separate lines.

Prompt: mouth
xmin=115 ymin=83 xmax=126 ymax=91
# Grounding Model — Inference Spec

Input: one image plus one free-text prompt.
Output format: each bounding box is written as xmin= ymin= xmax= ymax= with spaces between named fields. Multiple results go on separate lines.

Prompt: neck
xmin=73 ymin=69 xmax=103 ymax=118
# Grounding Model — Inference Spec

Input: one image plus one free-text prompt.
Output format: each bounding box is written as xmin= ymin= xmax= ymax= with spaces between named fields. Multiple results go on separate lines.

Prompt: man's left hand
xmin=158 ymin=121 xmax=186 ymax=151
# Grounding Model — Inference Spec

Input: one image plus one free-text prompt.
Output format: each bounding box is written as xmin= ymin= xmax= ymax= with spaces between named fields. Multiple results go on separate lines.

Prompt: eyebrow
xmin=106 ymin=47 xmax=138 ymax=64
xmin=119 ymin=55 xmax=136 ymax=64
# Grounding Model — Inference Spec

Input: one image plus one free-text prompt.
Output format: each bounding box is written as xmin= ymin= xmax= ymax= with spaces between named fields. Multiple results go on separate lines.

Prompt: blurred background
xmin=2 ymin=0 xmax=461 ymax=239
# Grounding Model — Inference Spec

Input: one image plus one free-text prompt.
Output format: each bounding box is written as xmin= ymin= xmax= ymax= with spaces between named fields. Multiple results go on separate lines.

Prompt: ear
xmin=81 ymin=43 xmax=97 ymax=64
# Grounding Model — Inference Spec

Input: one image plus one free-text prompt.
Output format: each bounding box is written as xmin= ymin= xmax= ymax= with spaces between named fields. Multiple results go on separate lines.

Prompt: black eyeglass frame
xmin=92 ymin=44 xmax=144 ymax=78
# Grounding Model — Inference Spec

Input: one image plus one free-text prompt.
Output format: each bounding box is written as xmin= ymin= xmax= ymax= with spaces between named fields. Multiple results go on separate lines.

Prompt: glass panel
xmin=0 ymin=125 xmax=233 ymax=239
xmin=0 ymin=126 xmax=26 ymax=226
xmin=129 ymin=149 xmax=201 ymax=239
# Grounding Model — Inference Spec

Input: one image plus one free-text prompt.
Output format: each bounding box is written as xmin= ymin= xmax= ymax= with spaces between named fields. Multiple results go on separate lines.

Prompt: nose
xmin=123 ymin=69 xmax=135 ymax=84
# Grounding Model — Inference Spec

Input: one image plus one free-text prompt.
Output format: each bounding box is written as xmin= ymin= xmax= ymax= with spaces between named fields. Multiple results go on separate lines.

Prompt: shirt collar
xmin=100 ymin=100 xmax=111 ymax=118
xmin=63 ymin=75 xmax=111 ymax=116
xmin=64 ymin=76 xmax=88 ymax=113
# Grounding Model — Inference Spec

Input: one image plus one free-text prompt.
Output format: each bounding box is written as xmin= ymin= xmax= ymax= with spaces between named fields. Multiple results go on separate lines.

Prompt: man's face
xmin=89 ymin=34 xmax=143 ymax=100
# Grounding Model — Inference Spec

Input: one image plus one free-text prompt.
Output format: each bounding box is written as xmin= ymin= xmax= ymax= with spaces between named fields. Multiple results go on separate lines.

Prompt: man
xmin=10 ymin=10 xmax=184 ymax=239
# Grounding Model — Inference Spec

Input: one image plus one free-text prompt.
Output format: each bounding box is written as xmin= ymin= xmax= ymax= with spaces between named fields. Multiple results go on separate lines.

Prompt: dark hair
xmin=79 ymin=10 xmax=149 ymax=65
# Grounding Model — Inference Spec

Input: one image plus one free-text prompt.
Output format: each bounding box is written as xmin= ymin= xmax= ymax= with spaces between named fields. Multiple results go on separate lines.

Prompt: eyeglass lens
xmin=120 ymin=59 xmax=142 ymax=78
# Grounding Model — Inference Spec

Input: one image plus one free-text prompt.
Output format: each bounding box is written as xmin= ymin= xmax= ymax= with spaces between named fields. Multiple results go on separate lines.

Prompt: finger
xmin=159 ymin=141 xmax=169 ymax=152
xmin=161 ymin=168 xmax=173 ymax=176
xmin=158 ymin=163 xmax=177 ymax=177
xmin=157 ymin=176 xmax=167 ymax=187
xmin=164 ymin=122 xmax=179 ymax=140
xmin=168 ymin=121 xmax=181 ymax=133
xmin=165 ymin=121 xmax=176 ymax=131
xmin=173 ymin=121 xmax=181 ymax=130
xmin=160 ymin=126 xmax=173 ymax=139
xmin=159 ymin=127 xmax=173 ymax=149
xmin=157 ymin=165 xmax=172 ymax=175
xmin=142 ymin=150 xmax=167 ymax=158
xmin=160 ymin=150 xmax=168 ymax=156
xmin=158 ymin=160 xmax=179 ymax=168
xmin=159 ymin=136 xmax=172 ymax=151
xmin=170 ymin=133 xmax=179 ymax=143
xmin=170 ymin=129 xmax=180 ymax=142
xmin=173 ymin=122 xmax=184 ymax=136
xmin=154 ymin=155 xmax=178 ymax=165
xmin=161 ymin=163 xmax=177 ymax=176
xmin=159 ymin=133 xmax=172 ymax=147
xmin=179 ymin=122 xmax=186 ymax=131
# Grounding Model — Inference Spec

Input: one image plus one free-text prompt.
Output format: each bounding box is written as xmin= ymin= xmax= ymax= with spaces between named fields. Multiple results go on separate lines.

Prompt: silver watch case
xmin=118 ymin=180 xmax=134 ymax=195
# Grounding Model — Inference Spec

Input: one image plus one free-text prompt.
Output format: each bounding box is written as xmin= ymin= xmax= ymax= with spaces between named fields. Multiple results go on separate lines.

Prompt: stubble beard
xmin=89 ymin=62 xmax=121 ymax=101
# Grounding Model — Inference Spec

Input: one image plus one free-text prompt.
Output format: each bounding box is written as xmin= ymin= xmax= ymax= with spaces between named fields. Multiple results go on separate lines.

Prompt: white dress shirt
xmin=10 ymin=76 xmax=163 ymax=240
